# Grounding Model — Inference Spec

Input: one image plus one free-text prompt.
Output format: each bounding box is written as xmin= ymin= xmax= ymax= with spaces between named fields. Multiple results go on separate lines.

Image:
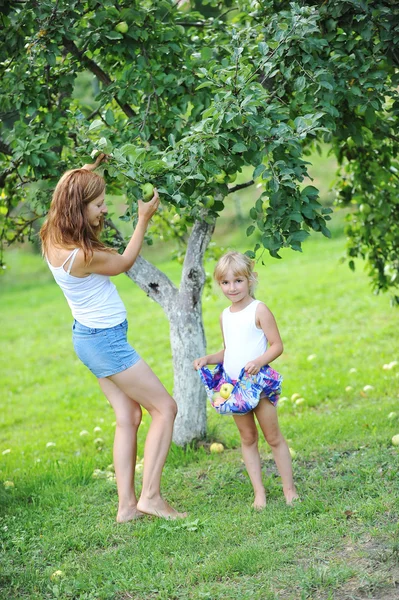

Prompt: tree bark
xmin=126 ymin=215 xmax=216 ymax=445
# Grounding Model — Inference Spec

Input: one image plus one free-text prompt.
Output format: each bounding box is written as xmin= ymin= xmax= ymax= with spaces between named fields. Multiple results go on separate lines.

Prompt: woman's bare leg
xmin=233 ymin=412 xmax=266 ymax=509
xmin=109 ymin=359 xmax=186 ymax=519
xmin=254 ymin=398 xmax=299 ymax=504
xmin=99 ymin=377 xmax=143 ymax=523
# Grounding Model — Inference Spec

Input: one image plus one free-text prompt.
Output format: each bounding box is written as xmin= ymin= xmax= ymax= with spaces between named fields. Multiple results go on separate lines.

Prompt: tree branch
xmin=179 ymin=215 xmax=215 ymax=308
xmin=104 ymin=218 xmax=178 ymax=313
xmin=228 ymin=179 xmax=254 ymax=193
xmin=62 ymin=38 xmax=135 ymax=119
xmin=0 ymin=139 xmax=12 ymax=156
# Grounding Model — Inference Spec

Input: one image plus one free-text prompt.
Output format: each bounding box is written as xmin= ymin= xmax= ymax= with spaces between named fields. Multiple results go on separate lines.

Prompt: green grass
xmin=1 ymin=209 xmax=399 ymax=599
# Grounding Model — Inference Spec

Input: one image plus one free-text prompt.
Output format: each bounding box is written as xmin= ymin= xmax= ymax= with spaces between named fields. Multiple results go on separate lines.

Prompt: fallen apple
xmin=210 ymin=442 xmax=224 ymax=453
xmin=219 ymin=383 xmax=234 ymax=399
xmin=115 ymin=21 xmax=128 ymax=34
xmin=289 ymin=447 xmax=296 ymax=459
xmin=141 ymin=183 xmax=154 ymax=201
xmin=295 ymin=398 xmax=306 ymax=406
xmin=388 ymin=412 xmax=397 ymax=420
xmin=392 ymin=434 xmax=399 ymax=446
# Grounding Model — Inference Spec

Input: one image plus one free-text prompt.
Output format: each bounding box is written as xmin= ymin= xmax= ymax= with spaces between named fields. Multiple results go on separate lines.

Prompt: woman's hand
xmin=82 ymin=153 xmax=108 ymax=171
xmin=193 ymin=356 xmax=208 ymax=370
xmin=138 ymin=189 xmax=160 ymax=222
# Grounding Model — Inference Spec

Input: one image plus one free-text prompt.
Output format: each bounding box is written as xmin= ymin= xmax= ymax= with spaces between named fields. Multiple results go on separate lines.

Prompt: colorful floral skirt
xmin=199 ymin=363 xmax=283 ymax=415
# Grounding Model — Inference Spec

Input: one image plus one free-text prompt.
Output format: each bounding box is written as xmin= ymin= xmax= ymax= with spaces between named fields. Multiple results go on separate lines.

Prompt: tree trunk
xmin=126 ymin=215 xmax=215 ymax=445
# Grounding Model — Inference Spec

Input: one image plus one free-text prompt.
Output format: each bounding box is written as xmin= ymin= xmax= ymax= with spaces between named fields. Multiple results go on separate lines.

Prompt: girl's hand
xmin=193 ymin=356 xmax=207 ymax=370
xmin=244 ymin=360 xmax=262 ymax=376
xmin=138 ymin=189 xmax=159 ymax=222
xmin=82 ymin=153 xmax=108 ymax=171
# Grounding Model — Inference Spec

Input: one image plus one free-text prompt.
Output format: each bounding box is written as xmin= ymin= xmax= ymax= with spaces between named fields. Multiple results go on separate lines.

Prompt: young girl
xmin=194 ymin=251 xmax=298 ymax=508
xmin=40 ymin=154 xmax=186 ymax=522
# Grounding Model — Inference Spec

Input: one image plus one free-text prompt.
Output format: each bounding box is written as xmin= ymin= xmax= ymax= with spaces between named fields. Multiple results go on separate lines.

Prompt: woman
xmin=40 ymin=154 xmax=185 ymax=522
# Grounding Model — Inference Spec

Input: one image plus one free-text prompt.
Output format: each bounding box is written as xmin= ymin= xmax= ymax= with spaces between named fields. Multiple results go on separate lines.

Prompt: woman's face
xmin=86 ymin=191 xmax=107 ymax=227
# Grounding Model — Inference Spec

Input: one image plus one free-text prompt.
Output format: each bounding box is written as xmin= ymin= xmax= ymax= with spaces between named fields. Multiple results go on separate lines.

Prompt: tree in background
xmin=1 ymin=0 xmax=398 ymax=443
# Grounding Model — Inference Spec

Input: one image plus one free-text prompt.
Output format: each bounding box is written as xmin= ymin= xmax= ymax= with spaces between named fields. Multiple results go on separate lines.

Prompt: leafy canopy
xmin=0 ymin=0 xmax=398 ymax=298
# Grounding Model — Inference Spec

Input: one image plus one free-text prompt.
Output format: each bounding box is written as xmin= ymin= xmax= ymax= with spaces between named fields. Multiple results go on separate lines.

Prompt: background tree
xmin=1 ymin=0 xmax=398 ymax=443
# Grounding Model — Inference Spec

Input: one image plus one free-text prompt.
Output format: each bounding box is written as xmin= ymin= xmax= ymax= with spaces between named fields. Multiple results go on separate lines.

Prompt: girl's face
xmin=219 ymin=268 xmax=250 ymax=304
xmin=86 ymin=191 xmax=107 ymax=226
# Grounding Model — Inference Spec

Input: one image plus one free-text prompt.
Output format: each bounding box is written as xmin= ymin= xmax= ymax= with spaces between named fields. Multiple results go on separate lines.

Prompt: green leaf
xmin=231 ymin=143 xmax=247 ymax=153
xmin=246 ymin=225 xmax=255 ymax=236
xmin=105 ymin=109 xmax=115 ymax=126
xmin=290 ymin=230 xmax=310 ymax=242
xmin=88 ymin=119 xmax=103 ymax=132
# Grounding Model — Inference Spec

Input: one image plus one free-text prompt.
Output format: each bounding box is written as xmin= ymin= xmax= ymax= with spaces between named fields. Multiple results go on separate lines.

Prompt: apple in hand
xmin=141 ymin=183 xmax=154 ymax=201
xmin=219 ymin=383 xmax=234 ymax=399
xmin=115 ymin=21 xmax=128 ymax=34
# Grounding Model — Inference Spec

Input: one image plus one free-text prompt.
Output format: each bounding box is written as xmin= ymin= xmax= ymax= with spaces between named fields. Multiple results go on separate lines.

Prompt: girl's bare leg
xmin=109 ymin=360 xmax=186 ymax=519
xmin=99 ymin=377 xmax=143 ymax=523
xmin=233 ymin=412 xmax=266 ymax=509
xmin=254 ymin=398 xmax=299 ymax=504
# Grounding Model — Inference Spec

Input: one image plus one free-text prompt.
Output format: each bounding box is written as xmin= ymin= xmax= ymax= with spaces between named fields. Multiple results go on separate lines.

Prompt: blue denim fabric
xmin=72 ymin=319 xmax=140 ymax=378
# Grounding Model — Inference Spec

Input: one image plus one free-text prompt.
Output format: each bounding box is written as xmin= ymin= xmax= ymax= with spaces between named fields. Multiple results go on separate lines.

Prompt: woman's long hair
xmin=40 ymin=169 xmax=109 ymax=264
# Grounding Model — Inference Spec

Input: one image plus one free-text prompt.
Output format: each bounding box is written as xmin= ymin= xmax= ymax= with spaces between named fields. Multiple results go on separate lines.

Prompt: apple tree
xmin=1 ymin=0 xmax=398 ymax=444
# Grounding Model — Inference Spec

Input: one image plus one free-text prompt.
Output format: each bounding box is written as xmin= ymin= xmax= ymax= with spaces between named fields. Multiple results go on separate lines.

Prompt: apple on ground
xmin=289 ymin=447 xmax=296 ymax=459
xmin=115 ymin=21 xmax=128 ymax=34
xmin=219 ymin=383 xmax=234 ymax=399
xmin=141 ymin=183 xmax=154 ymax=201
xmin=392 ymin=434 xmax=399 ymax=446
xmin=210 ymin=442 xmax=224 ymax=454
xmin=388 ymin=412 xmax=397 ymax=420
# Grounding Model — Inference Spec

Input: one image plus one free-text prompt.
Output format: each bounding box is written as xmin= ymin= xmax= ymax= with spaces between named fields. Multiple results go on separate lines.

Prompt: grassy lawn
xmin=1 ymin=206 xmax=399 ymax=599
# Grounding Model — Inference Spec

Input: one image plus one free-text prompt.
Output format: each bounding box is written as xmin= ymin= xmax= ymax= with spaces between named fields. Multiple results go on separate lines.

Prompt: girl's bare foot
xmin=116 ymin=506 xmax=145 ymax=523
xmin=137 ymin=497 xmax=187 ymax=520
xmin=284 ymin=488 xmax=300 ymax=505
xmin=253 ymin=492 xmax=267 ymax=510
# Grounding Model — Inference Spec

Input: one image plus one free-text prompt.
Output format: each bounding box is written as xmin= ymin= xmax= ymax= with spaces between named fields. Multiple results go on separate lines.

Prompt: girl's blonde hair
xmin=40 ymin=168 xmax=109 ymax=263
xmin=214 ymin=251 xmax=258 ymax=298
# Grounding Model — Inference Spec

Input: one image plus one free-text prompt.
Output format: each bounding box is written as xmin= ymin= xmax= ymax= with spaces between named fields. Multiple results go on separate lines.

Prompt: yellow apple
xmin=219 ymin=383 xmax=234 ymax=399
xmin=392 ymin=434 xmax=399 ymax=446
xmin=210 ymin=442 xmax=224 ymax=453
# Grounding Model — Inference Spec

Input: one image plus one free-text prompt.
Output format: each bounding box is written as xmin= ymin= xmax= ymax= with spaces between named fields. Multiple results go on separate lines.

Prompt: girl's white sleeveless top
xmin=46 ymin=249 xmax=126 ymax=328
xmin=222 ymin=299 xmax=267 ymax=380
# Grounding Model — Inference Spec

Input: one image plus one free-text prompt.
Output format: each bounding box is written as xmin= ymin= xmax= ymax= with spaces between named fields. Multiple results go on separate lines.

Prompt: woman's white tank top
xmin=46 ymin=249 xmax=126 ymax=328
xmin=222 ymin=299 xmax=267 ymax=380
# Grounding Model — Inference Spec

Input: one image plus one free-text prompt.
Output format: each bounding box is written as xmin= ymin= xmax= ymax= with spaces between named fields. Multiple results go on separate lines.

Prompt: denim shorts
xmin=72 ymin=319 xmax=141 ymax=378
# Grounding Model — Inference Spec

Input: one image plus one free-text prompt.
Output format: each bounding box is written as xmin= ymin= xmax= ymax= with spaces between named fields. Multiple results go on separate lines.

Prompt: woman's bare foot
xmin=253 ymin=491 xmax=267 ymax=510
xmin=137 ymin=497 xmax=187 ymax=520
xmin=116 ymin=506 xmax=145 ymax=523
xmin=284 ymin=488 xmax=300 ymax=505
